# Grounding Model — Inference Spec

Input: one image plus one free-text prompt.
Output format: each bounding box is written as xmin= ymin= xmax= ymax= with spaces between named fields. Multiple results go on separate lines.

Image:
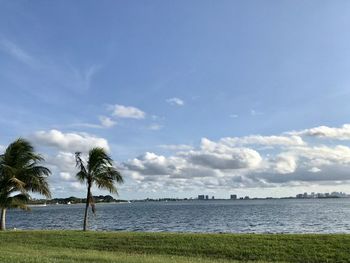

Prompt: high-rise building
xmin=230 ymin=194 xmax=237 ymax=200
xmin=198 ymin=195 xmax=205 ymax=200
xmin=296 ymin=194 xmax=303 ymax=198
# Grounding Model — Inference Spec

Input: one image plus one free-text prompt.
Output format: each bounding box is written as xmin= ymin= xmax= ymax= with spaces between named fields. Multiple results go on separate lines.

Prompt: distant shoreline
xmin=29 ymin=196 xmax=349 ymax=206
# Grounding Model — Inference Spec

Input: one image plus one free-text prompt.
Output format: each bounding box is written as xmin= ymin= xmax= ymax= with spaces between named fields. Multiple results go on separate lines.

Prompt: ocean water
xmin=5 ymin=199 xmax=350 ymax=233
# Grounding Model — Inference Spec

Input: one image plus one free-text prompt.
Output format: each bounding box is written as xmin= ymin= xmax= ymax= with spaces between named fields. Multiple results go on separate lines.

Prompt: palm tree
xmin=0 ymin=138 xmax=51 ymax=230
xmin=75 ymin=148 xmax=123 ymax=231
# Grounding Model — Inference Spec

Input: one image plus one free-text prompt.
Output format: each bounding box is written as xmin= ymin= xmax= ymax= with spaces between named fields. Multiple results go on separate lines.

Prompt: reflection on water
xmin=6 ymin=199 xmax=350 ymax=233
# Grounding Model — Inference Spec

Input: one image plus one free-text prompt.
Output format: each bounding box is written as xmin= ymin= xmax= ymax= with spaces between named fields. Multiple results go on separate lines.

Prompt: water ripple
xmin=6 ymin=199 xmax=350 ymax=233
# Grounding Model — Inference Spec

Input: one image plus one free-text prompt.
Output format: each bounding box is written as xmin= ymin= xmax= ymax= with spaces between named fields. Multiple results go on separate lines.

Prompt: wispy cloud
xmin=0 ymin=39 xmax=39 ymax=68
xmin=159 ymin=144 xmax=193 ymax=151
xmin=0 ymin=38 xmax=101 ymax=96
xmin=148 ymin=124 xmax=163 ymax=131
xmin=71 ymin=123 xmax=105 ymax=129
xmin=70 ymin=116 xmax=117 ymax=129
xmin=166 ymin=97 xmax=184 ymax=106
xmin=99 ymin=116 xmax=116 ymax=128
xmin=69 ymin=64 xmax=101 ymax=91
xmin=71 ymin=104 xmax=142 ymax=130
xmin=250 ymin=109 xmax=263 ymax=116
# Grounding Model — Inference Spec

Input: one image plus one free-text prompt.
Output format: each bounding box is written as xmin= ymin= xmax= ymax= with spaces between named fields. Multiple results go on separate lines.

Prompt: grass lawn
xmin=0 ymin=231 xmax=349 ymax=262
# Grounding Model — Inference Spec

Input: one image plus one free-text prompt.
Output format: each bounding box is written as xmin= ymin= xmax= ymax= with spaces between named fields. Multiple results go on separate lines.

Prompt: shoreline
xmin=4 ymin=228 xmax=350 ymax=235
xmin=28 ymin=197 xmax=349 ymax=206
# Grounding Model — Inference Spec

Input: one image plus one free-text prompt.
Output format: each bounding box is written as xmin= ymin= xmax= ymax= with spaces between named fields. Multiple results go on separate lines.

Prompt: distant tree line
xmin=29 ymin=195 xmax=128 ymax=205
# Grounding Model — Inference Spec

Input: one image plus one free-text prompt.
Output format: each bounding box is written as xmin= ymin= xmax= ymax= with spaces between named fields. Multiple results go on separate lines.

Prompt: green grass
xmin=0 ymin=231 xmax=349 ymax=262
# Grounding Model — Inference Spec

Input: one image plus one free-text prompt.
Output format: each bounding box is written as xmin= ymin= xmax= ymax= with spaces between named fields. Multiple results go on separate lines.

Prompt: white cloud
xmin=229 ymin=114 xmax=239 ymax=118
xmin=110 ymin=104 xmax=145 ymax=119
xmin=124 ymin=152 xmax=182 ymax=176
xmin=166 ymin=97 xmax=184 ymax=106
xmin=289 ymin=124 xmax=350 ymax=140
xmin=292 ymin=145 xmax=350 ymax=165
xmin=148 ymin=124 xmax=163 ymax=131
xmin=221 ymin=135 xmax=305 ymax=147
xmin=47 ymin=151 xmax=76 ymax=173
xmin=123 ymin=138 xmax=263 ymax=189
xmin=99 ymin=116 xmax=116 ymax=128
xmin=186 ymin=150 xmax=261 ymax=170
xmin=59 ymin=172 xmax=72 ymax=181
xmin=70 ymin=182 xmax=85 ymax=190
xmin=309 ymin=167 xmax=321 ymax=173
xmin=184 ymin=138 xmax=262 ymax=170
xmin=272 ymin=154 xmax=297 ymax=174
xmin=33 ymin=129 xmax=110 ymax=152
xmin=250 ymin=109 xmax=263 ymax=116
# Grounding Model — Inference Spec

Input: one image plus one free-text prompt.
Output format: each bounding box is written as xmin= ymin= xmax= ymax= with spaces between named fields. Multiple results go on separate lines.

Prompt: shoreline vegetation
xmin=29 ymin=195 xmax=349 ymax=205
xmin=0 ymin=230 xmax=349 ymax=263
xmin=28 ymin=195 xmax=129 ymax=205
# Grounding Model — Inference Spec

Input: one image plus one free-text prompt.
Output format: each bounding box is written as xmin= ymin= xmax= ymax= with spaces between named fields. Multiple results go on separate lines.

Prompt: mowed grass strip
xmin=0 ymin=231 xmax=349 ymax=262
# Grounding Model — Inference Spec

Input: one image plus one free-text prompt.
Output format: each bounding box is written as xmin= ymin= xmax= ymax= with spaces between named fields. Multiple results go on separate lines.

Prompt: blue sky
xmin=2 ymin=0 xmax=350 ymax=199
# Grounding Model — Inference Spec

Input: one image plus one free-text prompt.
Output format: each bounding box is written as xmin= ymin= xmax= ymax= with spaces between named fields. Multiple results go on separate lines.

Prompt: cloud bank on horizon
xmin=28 ymin=124 xmax=350 ymax=198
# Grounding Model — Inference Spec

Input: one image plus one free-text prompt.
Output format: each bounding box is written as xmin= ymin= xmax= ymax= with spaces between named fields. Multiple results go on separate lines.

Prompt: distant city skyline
xmin=2 ymin=1 xmax=350 ymax=199
xmin=31 ymin=190 xmax=350 ymax=202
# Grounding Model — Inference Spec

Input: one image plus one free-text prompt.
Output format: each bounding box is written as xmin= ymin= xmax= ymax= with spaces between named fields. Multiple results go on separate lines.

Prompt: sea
xmin=6 ymin=199 xmax=350 ymax=233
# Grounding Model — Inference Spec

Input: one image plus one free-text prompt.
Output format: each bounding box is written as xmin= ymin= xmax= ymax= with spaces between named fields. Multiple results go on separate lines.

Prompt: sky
xmin=1 ymin=0 xmax=350 ymax=199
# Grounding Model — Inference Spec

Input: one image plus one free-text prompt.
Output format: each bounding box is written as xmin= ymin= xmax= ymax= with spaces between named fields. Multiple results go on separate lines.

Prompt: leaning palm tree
xmin=75 ymin=148 xmax=123 ymax=231
xmin=0 ymin=138 xmax=51 ymax=230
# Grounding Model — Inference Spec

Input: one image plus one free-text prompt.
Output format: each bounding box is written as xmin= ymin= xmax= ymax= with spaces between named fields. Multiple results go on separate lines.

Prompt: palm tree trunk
xmin=83 ymin=185 xmax=91 ymax=231
xmin=0 ymin=208 xmax=6 ymax=231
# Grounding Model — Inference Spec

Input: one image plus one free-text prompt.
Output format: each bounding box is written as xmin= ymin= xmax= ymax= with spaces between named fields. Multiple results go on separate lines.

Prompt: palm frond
xmin=75 ymin=152 xmax=88 ymax=182
xmin=93 ymin=161 xmax=123 ymax=194
xmin=95 ymin=176 xmax=117 ymax=193
xmin=88 ymin=148 xmax=113 ymax=173
xmin=9 ymin=177 xmax=26 ymax=193
xmin=0 ymin=139 xmax=52 ymax=209
xmin=18 ymin=165 xmax=52 ymax=198
xmin=25 ymin=176 xmax=51 ymax=198
xmin=76 ymin=171 xmax=87 ymax=183
xmin=8 ymin=194 xmax=30 ymax=210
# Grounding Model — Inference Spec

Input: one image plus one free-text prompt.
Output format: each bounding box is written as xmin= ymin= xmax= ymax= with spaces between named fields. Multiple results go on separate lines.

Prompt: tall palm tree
xmin=0 ymin=138 xmax=51 ymax=230
xmin=75 ymin=148 xmax=123 ymax=231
